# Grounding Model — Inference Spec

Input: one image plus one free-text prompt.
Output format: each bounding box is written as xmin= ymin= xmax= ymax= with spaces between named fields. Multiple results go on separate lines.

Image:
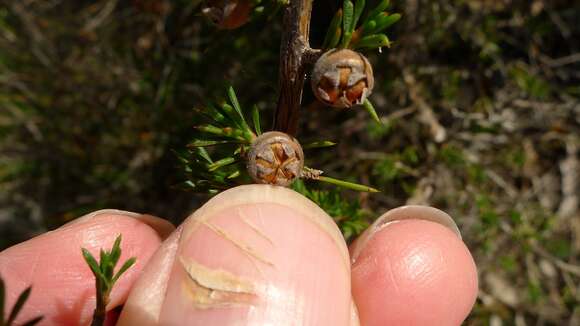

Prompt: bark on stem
xmin=273 ymin=0 xmax=319 ymax=136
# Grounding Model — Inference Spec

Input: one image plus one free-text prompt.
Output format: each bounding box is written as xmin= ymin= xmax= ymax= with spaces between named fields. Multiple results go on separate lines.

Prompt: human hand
xmin=0 ymin=185 xmax=478 ymax=325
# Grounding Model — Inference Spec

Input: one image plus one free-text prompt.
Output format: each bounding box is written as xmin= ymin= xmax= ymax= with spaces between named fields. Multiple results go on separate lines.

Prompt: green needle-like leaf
xmin=226 ymin=170 xmax=241 ymax=179
xmin=21 ymin=316 xmax=43 ymax=326
xmin=188 ymin=140 xmax=238 ymax=147
xmin=365 ymin=0 xmax=389 ymax=21
xmin=82 ymin=249 xmax=103 ymax=277
xmin=208 ymin=157 xmax=238 ymax=171
xmin=323 ymin=9 xmax=343 ymax=49
xmin=360 ymin=19 xmax=376 ymax=35
xmin=341 ymin=0 xmax=355 ymax=47
xmin=227 ymin=86 xmax=250 ymax=129
xmin=369 ymin=13 xmax=400 ymax=34
xmin=252 ymin=105 xmax=262 ymax=135
xmin=7 ymin=286 xmax=31 ymax=325
xmin=196 ymin=147 xmax=213 ymax=164
xmin=303 ymin=140 xmax=337 ymax=149
xmin=363 ymin=99 xmax=381 ymax=124
xmin=110 ymin=236 xmax=122 ymax=266
xmin=352 ymin=0 xmax=365 ymax=30
xmin=112 ymin=257 xmax=136 ymax=284
xmin=353 ymin=34 xmax=391 ymax=49
xmin=196 ymin=125 xmax=246 ymax=141
xmin=318 ymin=176 xmax=380 ymax=192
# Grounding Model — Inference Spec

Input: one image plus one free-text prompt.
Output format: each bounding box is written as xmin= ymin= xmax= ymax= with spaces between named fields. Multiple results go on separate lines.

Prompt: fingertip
xmin=157 ymin=185 xmax=352 ymax=325
xmin=0 ymin=211 xmax=170 ymax=325
xmin=351 ymin=219 xmax=478 ymax=326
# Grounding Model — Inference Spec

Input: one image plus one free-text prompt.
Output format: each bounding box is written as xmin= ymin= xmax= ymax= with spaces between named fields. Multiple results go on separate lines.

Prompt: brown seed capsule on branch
xmin=247 ymin=132 xmax=304 ymax=187
xmin=202 ymin=0 xmax=251 ymax=30
xmin=311 ymin=49 xmax=374 ymax=108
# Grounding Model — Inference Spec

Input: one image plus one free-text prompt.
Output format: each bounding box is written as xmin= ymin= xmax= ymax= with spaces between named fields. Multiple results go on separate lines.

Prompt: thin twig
xmin=273 ymin=0 xmax=315 ymax=136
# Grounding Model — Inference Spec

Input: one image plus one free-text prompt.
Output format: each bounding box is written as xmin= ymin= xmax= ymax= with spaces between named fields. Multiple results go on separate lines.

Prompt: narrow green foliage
xmin=252 ymin=105 xmax=262 ymax=135
xmin=361 ymin=20 xmax=377 ymax=34
xmin=353 ymin=34 xmax=390 ymax=50
xmin=303 ymin=140 xmax=337 ymax=149
xmin=340 ymin=0 xmax=355 ymax=48
xmin=371 ymin=13 xmax=401 ymax=34
xmin=188 ymin=140 xmax=239 ymax=147
xmin=112 ymin=258 xmax=137 ymax=284
xmin=208 ymin=156 xmax=239 ymax=171
xmin=196 ymin=147 xmax=213 ymax=164
xmin=325 ymin=0 xmax=399 ymax=50
xmin=362 ymin=99 xmax=381 ymax=124
xmin=20 ymin=316 xmax=43 ymax=326
xmin=82 ymin=235 xmax=136 ymax=326
xmin=292 ymin=180 xmax=370 ymax=241
xmin=227 ymin=86 xmax=250 ymax=129
xmin=323 ymin=9 xmax=343 ymax=49
xmin=7 ymin=287 xmax=31 ymax=325
xmin=195 ymin=125 xmax=247 ymax=141
xmin=182 ymin=87 xmax=259 ymax=194
xmin=0 ymin=277 xmax=43 ymax=326
xmin=226 ymin=170 xmax=241 ymax=179
xmin=352 ymin=0 xmax=366 ymax=30
xmin=318 ymin=176 xmax=380 ymax=192
xmin=365 ymin=0 xmax=390 ymax=21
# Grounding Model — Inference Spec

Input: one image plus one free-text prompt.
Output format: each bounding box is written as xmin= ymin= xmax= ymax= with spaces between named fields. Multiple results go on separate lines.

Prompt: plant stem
xmin=91 ymin=280 xmax=107 ymax=326
xmin=273 ymin=0 xmax=320 ymax=136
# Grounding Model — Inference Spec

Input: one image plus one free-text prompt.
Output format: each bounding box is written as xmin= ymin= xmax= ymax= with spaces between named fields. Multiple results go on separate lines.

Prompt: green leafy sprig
xmin=82 ymin=235 xmax=136 ymax=326
xmin=292 ymin=180 xmax=370 ymax=241
xmin=323 ymin=0 xmax=401 ymax=50
xmin=0 ymin=278 xmax=42 ymax=326
xmin=180 ymin=87 xmax=379 ymax=194
xmin=178 ymin=86 xmax=260 ymax=194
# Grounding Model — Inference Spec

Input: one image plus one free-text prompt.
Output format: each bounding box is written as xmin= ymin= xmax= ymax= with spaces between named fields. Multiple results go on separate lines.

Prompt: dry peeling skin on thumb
xmin=155 ymin=185 xmax=353 ymax=325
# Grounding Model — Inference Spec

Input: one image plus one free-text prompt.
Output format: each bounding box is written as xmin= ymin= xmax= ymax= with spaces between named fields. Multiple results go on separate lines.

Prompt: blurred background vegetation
xmin=0 ymin=0 xmax=578 ymax=324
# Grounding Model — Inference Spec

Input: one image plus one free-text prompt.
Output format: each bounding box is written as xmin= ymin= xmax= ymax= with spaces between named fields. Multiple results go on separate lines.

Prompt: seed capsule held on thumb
xmin=311 ymin=49 xmax=374 ymax=109
xmin=247 ymin=132 xmax=304 ymax=187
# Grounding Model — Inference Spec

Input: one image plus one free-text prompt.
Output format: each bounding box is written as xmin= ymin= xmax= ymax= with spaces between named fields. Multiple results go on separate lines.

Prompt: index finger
xmin=0 ymin=210 xmax=174 ymax=325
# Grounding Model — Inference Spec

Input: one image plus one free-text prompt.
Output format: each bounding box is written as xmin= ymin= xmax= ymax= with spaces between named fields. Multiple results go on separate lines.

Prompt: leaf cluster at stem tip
xmin=178 ymin=86 xmax=262 ymax=194
xmin=0 ymin=277 xmax=42 ymax=326
xmin=81 ymin=234 xmax=135 ymax=326
xmin=323 ymin=0 xmax=401 ymax=51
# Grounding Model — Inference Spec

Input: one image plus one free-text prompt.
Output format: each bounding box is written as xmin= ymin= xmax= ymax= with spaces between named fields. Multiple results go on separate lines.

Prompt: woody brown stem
xmin=273 ymin=0 xmax=319 ymax=136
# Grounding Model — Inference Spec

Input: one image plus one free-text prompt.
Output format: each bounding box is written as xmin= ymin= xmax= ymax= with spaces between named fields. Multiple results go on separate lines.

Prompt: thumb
xmin=119 ymin=185 xmax=354 ymax=326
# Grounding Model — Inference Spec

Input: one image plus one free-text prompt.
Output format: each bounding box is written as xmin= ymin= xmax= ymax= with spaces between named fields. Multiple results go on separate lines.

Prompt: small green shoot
xmin=0 ymin=277 xmax=43 ymax=326
xmin=292 ymin=180 xmax=371 ymax=241
xmin=82 ymin=235 xmax=136 ymax=326
xmin=324 ymin=0 xmax=400 ymax=50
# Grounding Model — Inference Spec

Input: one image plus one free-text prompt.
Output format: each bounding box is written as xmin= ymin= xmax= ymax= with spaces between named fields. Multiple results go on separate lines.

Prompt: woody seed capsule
xmin=311 ymin=49 xmax=374 ymax=108
xmin=247 ymin=132 xmax=304 ymax=187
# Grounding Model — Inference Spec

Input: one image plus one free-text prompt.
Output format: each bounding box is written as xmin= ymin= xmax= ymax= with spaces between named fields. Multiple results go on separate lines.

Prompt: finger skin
xmin=0 ymin=212 xmax=173 ymax=325
xmin=350 ymin=219 xmax=478 ymax=326
xmin=120 ymin=185 xmax=353 ymax=326
xmin=117 ymin=226 xmax=182 ymax=325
